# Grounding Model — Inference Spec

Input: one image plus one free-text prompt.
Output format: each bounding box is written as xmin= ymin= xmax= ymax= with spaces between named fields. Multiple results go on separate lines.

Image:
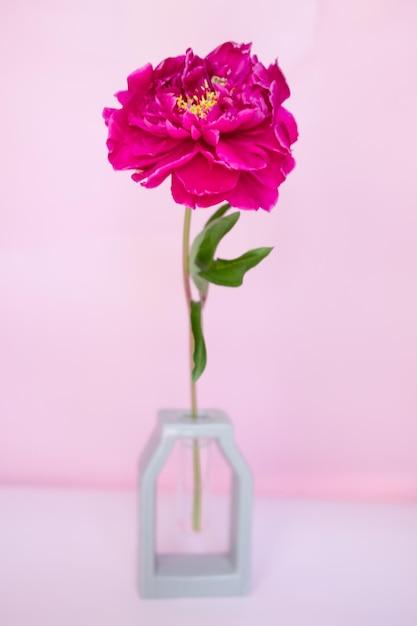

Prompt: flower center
xmin=176 ymin=80 xmax=218 ymax=119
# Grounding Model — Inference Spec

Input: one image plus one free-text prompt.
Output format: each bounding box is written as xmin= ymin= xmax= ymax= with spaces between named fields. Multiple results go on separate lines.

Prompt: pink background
xmin=1 ymin=0 xmax=416 ymax=499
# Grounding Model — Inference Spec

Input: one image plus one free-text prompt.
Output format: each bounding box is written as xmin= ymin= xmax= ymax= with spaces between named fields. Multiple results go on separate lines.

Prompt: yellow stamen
xmin=176 ymin=84 xmax=218 ymax=119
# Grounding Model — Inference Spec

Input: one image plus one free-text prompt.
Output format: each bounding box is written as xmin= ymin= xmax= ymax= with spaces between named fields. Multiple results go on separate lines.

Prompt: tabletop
xmin=1 ymin=486 xmax=416 ymax=626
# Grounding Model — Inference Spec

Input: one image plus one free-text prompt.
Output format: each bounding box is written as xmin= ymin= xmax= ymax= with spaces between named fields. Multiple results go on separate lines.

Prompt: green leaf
xmin=204 ymin=203 xmax=231 ymax=227
xmin=195 ymin=211 xmax=240 ymax=271
xmin=189 ymin=230 xmax=209 ymax=301
xmin=198 ymin=247 xmax=273 ymax=287
xmin=189 ymin=205 xmax=237 ymax=300
xmin=190 ymin=300 xmax=207 ymax=383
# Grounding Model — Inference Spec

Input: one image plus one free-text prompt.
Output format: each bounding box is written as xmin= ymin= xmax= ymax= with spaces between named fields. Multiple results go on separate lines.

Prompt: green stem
xmin=192 ymin=440 xmax=202 ymax=531
xmin=182 ymin=207 xmax=202 ymax=531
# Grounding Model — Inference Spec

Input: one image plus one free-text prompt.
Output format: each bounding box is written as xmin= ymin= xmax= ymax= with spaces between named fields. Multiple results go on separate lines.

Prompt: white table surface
xmin=1 ymin=486 xmax=416 ymax=626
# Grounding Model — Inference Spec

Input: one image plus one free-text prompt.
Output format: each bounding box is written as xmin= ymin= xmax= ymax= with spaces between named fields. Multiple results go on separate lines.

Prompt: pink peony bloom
xmin=103 ymin=42 xmax=297 ymax=211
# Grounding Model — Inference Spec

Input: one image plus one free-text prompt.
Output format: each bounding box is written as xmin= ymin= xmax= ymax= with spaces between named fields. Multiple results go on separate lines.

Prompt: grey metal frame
xmin=138 ymin=409 xmax=253 ymax=598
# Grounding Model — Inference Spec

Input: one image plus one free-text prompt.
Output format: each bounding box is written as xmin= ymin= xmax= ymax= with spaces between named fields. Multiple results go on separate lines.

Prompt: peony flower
xmin=103 ymin=41 xmax=297 ymax=211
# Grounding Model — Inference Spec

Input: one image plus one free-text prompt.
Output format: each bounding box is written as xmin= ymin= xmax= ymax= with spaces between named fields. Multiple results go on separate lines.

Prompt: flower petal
xmin=134 ymin=140 xmax=197 ymax=187
xmin=175 ymin=153 xmax=239 ymax=194
xmin=274 ymin=106 xmax=298 ymax=149
xmin=216 ymin=136 xmax=269 ymax=170
xmin=227 ymin=173 xmax=278 ymax=211
xmin=171 ymin=174 xmax=228 ymax=208
xmin=127 ymin=64 xmax=154 ymax=93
